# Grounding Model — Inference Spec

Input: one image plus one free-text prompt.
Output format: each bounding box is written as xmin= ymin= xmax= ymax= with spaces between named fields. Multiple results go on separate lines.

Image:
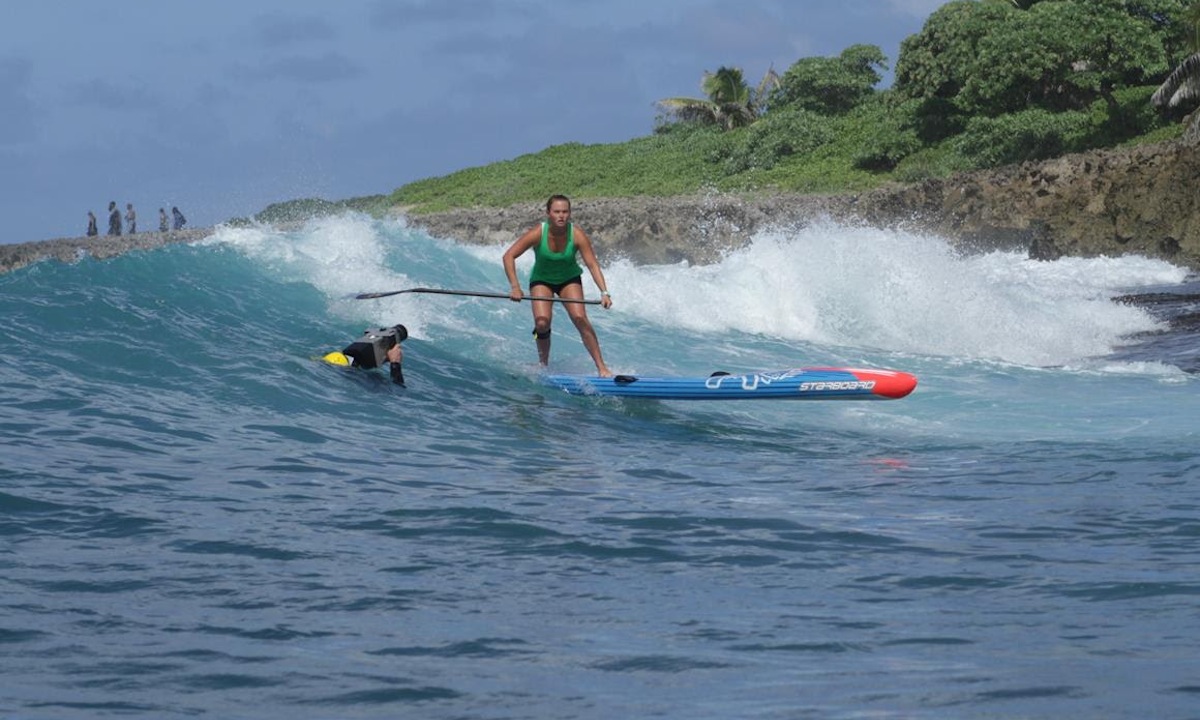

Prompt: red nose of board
xmin=853 ymin=369 xmax=918 ymax=399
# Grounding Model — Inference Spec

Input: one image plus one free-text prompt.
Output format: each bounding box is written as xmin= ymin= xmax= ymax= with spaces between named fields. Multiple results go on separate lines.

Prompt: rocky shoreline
xmin=411 ymin=137 xmax=1200 ymax=271
xmin=5 ymin=136 xmax=1199 ymax=275
xmin=0 ymin=228 xmax=215 ymax=275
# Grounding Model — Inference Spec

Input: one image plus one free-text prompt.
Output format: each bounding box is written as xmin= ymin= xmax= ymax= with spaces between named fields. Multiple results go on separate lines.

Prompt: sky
xmin=0 ymin=0 xmax=948 ymax=244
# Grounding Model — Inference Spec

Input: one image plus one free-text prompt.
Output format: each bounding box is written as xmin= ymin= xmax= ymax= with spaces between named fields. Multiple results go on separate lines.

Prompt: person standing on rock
xmin=86 ymin=211 xmax=98 ymax=237
xmin=502 ymin=194 xmax=613 ymax=377
xmin=125 ymin=203 xmax=137 ymax=234
xmin=159 ymin=208 xmax=169 ymax=232
xmin=172 ymin=206 xmax=186 ymax=230
xmin=107 ymin=201 xmax=122 ymax=236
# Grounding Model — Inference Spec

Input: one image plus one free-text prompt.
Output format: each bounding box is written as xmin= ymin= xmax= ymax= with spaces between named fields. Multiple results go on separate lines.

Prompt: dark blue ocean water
xmin=2 ymin=215 xmax=1199 ymax=719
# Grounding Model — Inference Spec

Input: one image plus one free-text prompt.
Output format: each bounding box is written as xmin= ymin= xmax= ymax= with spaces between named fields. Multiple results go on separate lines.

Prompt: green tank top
xmin=529 ymin=221 xmax=583 ymax=286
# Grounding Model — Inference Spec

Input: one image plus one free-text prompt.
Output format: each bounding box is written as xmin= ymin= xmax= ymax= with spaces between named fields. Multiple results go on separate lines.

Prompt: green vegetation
xmin=284 ymin=0 xmax=1200 ymax=219
xmin=656 ymin=66 xmax=779 ymax=130
xmin=229 ymin=195 xmax=390 ymax=226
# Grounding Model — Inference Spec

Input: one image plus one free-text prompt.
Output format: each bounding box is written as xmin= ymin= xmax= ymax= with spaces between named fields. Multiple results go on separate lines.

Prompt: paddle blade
xmin=354 ymin=290 xmax=409 ymax=300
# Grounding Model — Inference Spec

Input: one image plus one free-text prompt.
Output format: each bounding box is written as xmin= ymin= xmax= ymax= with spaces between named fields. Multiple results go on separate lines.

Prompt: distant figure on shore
xmin=125 ymin=203 xmax=137 ymax=234
xmin=159 ymin=208 xmax=169 ymax=232
xmin=107 ymin=201 xmax=122 ymax=236
xmin=172 ymin=206 xmax=186 ymax=230
xmin=86 ymin=211 xmax=98 ymax=237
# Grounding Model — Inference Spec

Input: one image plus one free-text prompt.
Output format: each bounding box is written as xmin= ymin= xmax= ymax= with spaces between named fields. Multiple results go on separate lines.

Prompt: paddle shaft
xmin=355 ymin=287 xmax=601 ymax=305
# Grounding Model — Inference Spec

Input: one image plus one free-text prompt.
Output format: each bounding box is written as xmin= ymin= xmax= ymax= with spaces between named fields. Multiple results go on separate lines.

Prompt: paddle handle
xmin=355 ymin=287 xmax=601 ymax=305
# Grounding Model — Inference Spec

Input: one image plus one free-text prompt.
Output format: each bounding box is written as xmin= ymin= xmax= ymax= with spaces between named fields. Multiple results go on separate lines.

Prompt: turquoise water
xmin=2 ymin=215 xmax=1198 ymax=719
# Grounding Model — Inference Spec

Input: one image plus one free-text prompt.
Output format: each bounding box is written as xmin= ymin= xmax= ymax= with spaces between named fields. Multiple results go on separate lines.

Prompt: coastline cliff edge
xmin=412 ymin=136 xmax=1200 ymax=271
xmin=4 ymin=136 xmax=1199 ymax=274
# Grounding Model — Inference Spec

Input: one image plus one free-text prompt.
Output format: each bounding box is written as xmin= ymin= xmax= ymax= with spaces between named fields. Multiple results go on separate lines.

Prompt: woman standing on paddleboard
xmin=503 ymin=195 xmax=613 ymax=377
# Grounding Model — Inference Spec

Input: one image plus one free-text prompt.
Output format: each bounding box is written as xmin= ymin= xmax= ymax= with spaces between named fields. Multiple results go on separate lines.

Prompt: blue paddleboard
xmin=541 ymin=367 xmax=918 ymax=401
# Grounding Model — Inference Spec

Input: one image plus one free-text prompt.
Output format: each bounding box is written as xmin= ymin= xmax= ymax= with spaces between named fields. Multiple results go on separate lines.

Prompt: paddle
xmin=354 ymin=287 xmax=601 ymax=305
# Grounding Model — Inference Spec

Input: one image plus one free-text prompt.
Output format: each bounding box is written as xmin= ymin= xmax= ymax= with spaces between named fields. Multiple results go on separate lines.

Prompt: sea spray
xmin=201 ymin=213 xmax=1189 ymax=372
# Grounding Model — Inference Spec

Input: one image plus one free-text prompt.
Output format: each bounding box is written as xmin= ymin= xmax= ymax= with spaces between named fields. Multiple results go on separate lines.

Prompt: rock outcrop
xmin=858 ymin=138 xmax=1200 ymax=267
xmin=410 ymin=137 xmax=1200 ymax=270
xmin=0 ymin=228 xmax=213 ymax=274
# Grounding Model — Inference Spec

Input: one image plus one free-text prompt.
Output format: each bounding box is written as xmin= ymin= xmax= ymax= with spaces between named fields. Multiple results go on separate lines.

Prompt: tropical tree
xmin=894 ymin=1 xmax=1015 ymax=106
xmin=771 ymin=44 xmax=888 ymax=116
xmin=971 ymin=1 xmax=1168 ymax=114
xmin=656 ymin=66 xmax=779 ymax=131
xmin=1151 ymin=53 xmax=1200 ymax=112
xmin=898 ymin=0 xmax=1174 ymax=117
xmin=893 ymin=1 xmax=1018 ymax=140
xmin=1188 ymin=0 xmax=1200 ymax=48
xmin=1152 ymin=0 xmax=1200 ymax=116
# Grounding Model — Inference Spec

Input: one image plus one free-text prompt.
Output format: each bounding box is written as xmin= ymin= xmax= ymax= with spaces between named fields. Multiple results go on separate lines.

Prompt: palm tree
xmin=1152 ymin=0 xmax=1200 ymax=133
xmin=751 ymin=64 xmax=782 ymax=114
xmin=1153 ymin=54 xmax=1200 ymax=110
xmin=657 ymin=66 xmax=779 ymax=131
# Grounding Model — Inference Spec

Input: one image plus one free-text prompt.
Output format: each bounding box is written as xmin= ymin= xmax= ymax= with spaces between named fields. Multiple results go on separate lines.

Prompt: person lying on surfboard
xmin=503 ymin=194 xmax=613 ymax=377
xmin=322 ymin=324 xmax=407 ymax=386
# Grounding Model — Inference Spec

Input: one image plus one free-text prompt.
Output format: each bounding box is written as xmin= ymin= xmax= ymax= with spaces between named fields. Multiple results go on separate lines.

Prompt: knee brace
xmin=532 ymin=327 xmax=551 ymax=340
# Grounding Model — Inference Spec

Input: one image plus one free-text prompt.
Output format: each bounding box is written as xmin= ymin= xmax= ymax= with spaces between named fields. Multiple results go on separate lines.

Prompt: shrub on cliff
xmin=717 ymin=107 xmax=836 ymax=173
xmin=845 ymin=96 xmax=923 ymax=172
xmin=954 ymin=109 xmax=1092 ymax=168
xmin=255 ymin=198 xmax=343 ymax=224
xmin=1088 ymin=85 xmax=1169 ymax=146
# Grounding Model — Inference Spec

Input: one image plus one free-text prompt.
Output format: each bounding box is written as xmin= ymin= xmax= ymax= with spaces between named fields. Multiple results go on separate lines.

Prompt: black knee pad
xmin=532 ymin=327 xmax=551 ymax=340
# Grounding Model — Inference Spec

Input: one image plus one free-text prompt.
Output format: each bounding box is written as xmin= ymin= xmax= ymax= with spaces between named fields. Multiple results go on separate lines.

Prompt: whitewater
xmin=2 ymin=214 xmax=1198 ymax=719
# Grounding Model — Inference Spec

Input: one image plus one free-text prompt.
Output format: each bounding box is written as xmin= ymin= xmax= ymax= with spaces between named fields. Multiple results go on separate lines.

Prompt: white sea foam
xmin=203 ymin=214 xmax=440 ymax=338
xmin=601 ymin=220 xmax=1186 ymax=368
xmin=212 ymin=213 xmax=1191 ymax=373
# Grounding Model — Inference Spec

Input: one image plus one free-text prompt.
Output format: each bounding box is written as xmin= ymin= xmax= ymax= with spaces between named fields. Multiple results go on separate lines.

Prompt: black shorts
xmin=529 ymin=275 xmax=582 ymax=295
